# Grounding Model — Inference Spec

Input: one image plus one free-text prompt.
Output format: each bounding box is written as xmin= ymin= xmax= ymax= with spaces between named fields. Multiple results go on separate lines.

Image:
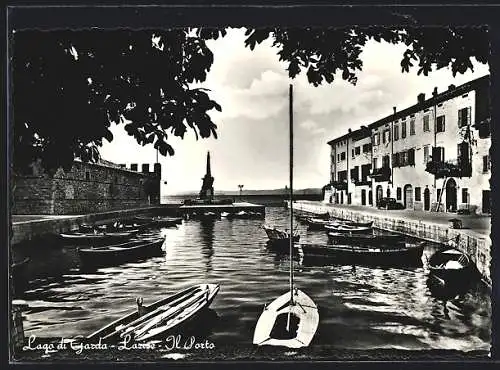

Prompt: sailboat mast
xmin=289 ymin=84 xmax=294 ymax=306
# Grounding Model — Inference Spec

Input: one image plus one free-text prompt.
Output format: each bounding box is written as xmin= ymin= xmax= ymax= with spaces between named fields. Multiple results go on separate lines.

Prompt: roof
xmin=327 ymin=74 xmax=490 ymax=144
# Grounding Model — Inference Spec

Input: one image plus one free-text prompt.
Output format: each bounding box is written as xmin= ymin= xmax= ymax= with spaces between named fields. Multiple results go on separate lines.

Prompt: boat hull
xmin=87 ymin=284 xmax=220 ymax=342
xmin=298 ymin=242 xmax=425 ymax=267
xmin=78 ymin=238 xmax=164 ymax=269
xmin=327 ymin=232 xmax=404 ymax=246
xmin=253 ymin=289 xmax=319 ymax=348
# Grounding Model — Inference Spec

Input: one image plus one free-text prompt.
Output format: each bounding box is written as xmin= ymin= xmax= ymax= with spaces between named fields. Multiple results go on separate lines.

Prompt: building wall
xmin=327 ymin=75 xmax=491 ymax=215
xmin=12 ymin=160 xmax=161 ymax=215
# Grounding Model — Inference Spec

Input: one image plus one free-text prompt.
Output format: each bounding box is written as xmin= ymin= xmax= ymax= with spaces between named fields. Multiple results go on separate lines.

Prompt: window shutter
xmin=392 ymin=153 xmax=398 ymax=168
xmin=468 ymin=107 xmax=472 ymax=125
xmin=408 ymin=148 xmax=415 ymax=166
xmin=458 ymin=109 xmax=463 ymax=128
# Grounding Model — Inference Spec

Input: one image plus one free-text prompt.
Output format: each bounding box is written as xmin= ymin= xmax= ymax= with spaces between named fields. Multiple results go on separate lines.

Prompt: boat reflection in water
xmin=199 ymin=219 xmax=215 ymax=273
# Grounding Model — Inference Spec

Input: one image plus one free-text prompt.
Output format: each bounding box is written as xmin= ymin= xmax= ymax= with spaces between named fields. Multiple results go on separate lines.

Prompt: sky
xmin=98 ymin=28 xmax=490 ymax=195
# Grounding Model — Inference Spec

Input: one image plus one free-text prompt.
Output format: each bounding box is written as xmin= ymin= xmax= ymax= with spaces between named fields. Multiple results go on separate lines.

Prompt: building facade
xmin=13 ymin=159 xmax=162 ymax=215
xmin=326 ymin=75 xmax=491 ymax=215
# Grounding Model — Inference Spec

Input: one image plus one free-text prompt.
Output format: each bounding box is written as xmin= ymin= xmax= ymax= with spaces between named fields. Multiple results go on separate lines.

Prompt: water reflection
xmin=199 ymin=219 xmax=215 ymax=273
xmin=11 ymin=207 xmax=491 ymax=353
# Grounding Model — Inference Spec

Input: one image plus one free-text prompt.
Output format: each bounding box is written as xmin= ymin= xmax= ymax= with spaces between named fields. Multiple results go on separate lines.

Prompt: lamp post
xmin=238 ymin=184 xmax=244 ymax=200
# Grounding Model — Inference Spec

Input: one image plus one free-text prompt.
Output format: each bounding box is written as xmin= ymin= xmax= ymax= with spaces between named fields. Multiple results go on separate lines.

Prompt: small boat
xmin=307 ymin=218 xmax=332 ymax=230
xmin=200 ymin=212 xmax=220 ymax=220
xmin=78 ymin=237 xmax=165 ymax=269
xmin=327 ymin=232 xmax=404 ymax=246
xmin=298 ymin=242 xmax=425 ymax=267
xmin=324 ymin=224 xmax=373 ymax=235
xmin=134 ymin=216 xmax=182 ymax=228
xmin=253 ymin=84 xmax=318 ymax=349
xmin=81 ymin=221 xmax=151 ymax=233
xmin=262 ymin=225 xmax=300 ymax=251
xmin=294 ymin=214 xmax=311 ymax=223
xmin=220 ymin=212 xmax=230 ymax=218
xmin=87 ymin=284 xmax=220 ymax=342
xmin=428 ymin=248 xmax=477 ymax=286
xmin=60 ymin=230 xmax=139 ymax=244
xmin=338 ymin=220 xmax=373 ymax=228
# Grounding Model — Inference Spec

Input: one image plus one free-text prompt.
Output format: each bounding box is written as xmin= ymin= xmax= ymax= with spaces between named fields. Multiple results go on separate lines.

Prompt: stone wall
xmin=12 ymin=160 xmax=161 ymax=215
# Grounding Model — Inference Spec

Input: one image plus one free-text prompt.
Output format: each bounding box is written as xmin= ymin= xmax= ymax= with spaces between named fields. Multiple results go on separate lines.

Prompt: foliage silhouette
xmin=12 ymin=27 xmax=488 ymax=174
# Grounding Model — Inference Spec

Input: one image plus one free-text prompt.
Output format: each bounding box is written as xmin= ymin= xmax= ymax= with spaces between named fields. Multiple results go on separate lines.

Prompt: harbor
xmin=10 ymin=206 xmax=492 ymax=360
xmin=8 ymin=20 xmax=494 ymax=363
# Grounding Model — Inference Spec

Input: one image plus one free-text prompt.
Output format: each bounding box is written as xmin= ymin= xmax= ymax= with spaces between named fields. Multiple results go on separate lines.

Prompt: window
xmin=373 ymin=157 xmax=378 ymax=169
xmin=383 ymin=129 xmax=391 ymax=143
xmin=340 ymin=152 xmax=346 ymax=161
xmin=338 ymin=170 xmax=347 ymax=182
xmin=337 ymin=154 xmax=340 ymax=163
xmin=373 ymin=133 xmax=380 ymax=146
xmin=352 ymin=149 xmax=355 ymax=158
xmin=401 ymin=121 xmax=407 ymax=138
xmin=410 ymin=119 xmax=416 ymax=135
xmin=408 ymin=148 xmax=415 ymax=166
xmin=415 ymin=187 xmax=421 ymax=202
xmin=382 ymin=155 xmax=390 ymax=168
xmin=436 ymin=115 xmax=445 ymax=133
xmin=350 ymin=166 xmax=359 ymax=182
xmin=458 ymin=107 xmax=471 ymax=127
xmin=483 ymin=155 xmax=490 ymax=172
xmin=386 ymin=188 xmax=391 ymax=198
xmin=423 ymin=115 xmax=430 ymax=132
xmin=394 ymin=124 xmax=399 ymax=141
xmin=361 ymin=164 xmax=371 ymax=181
xmin=396 ymin=187 xmax=402 ymax=200
xmin=85 ymin=171 xmax=90 ymax=181
xmin=423 ymin=145 xmax=430 ymax=164
xmin=462 ymin=188 xmax=469 ymax=204
xmin=355 ymin=146 xmax=361 ymax=155
xmin=432 ymin=147 xmax=445 ymax=162
xmin=362 ymin=143 xmax=371 ymax=153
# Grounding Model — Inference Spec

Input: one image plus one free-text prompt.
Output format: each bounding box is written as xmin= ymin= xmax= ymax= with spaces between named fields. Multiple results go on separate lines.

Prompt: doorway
xmin=424 ymin=188 xmax=430 ymax=211
xmin=376 ymin=185 xmax=383 ymax=205
xmin=404 ymin=184 xmax=413 ymax=209
xmin=361 ymin=189 xmax=366 ymax=205
xmin=445 ymin=178 xmax=457 ymax=212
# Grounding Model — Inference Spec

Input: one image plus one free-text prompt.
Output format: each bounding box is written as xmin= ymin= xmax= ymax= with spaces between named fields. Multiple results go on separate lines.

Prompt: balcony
xmin=330 ymin=180 xmax=348 ymax=191
xmin=425 ymin=159 xmax=472 ymax=178
xmin=353 ymin=178 xmax=371 ymax=186
xmin=370 ymin=166 xmax=391 ymax=182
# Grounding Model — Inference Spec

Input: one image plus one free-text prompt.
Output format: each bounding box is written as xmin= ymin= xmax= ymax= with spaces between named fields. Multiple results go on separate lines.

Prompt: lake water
xmin=12 ymin=207 xmax=491 ymax=360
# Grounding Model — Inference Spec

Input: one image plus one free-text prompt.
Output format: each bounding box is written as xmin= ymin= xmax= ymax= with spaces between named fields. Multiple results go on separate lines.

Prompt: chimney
xmin=141 ymin=163 xmax=150 ymax=173
xmin=448 ymin=84 xmax=456 ymax=91
xmin=119 ymin=164 xmax=126 ymax=168
xmin=348 ymin=128 xmax=352 ymax=133
xmin=130 ymin=163 xmax=138 ymax=172
xmin=417 ymin=93 xmax=426 ymax=104
xmin=433 ymin=87 xmax=438 ymax=97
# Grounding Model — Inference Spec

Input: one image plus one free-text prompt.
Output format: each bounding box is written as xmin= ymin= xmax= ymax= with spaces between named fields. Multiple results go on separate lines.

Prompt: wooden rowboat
xmin=60 ymin=230 xmax=139 ymax=244
xmin=324 ymin=224 xmax=373 ymax=235
xmin=298 ymin=242 xmax=425 ymax=267
xmin=327 ymin=232 xmax=404 ymax=246
xmin=78 ymin=238 xmax=165 ymax=269
xmin=428 ymin=248 xmax=477 ymax=287
xmin=87 ymin=284 xmax=220 ymax=342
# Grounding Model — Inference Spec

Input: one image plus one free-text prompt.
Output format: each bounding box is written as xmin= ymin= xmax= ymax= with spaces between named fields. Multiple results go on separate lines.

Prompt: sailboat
xmin=252 ymin=84 xmax=319 ymax=349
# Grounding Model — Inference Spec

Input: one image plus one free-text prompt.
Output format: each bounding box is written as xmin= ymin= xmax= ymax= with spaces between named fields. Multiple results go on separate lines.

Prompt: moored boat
xmin=262 ymin=225 xmax=300 ymax=251
xmin=87 ymin=283 xmax=220 ymax=342
xmin=307 ymin=218 xmax=332 ymax=230
xmin=324 ymin=223 xmax=373 ymax=235
xmin=298 ymin=241 xmax=425 ymax=267
xmin=427 ymin=248 xmax=477 ymax=287
xmin=60 ymin=230 xmax=139 ymax=245
xmin=78 ymin=237 xmax=165 ymax=268
xmin=327 ymin=232 xmax=404 ymax=246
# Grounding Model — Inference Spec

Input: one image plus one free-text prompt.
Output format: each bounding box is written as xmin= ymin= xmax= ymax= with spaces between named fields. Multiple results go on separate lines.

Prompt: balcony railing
xmin=425 ymin=159 xmax=472 ymax=178
xmin=354 ymin=178 xmax=371 ymax=186
xmin=370 ymin=166 xmax=391 ymax=182
xmin=330 ymin=180 xmax=348 ymax=191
